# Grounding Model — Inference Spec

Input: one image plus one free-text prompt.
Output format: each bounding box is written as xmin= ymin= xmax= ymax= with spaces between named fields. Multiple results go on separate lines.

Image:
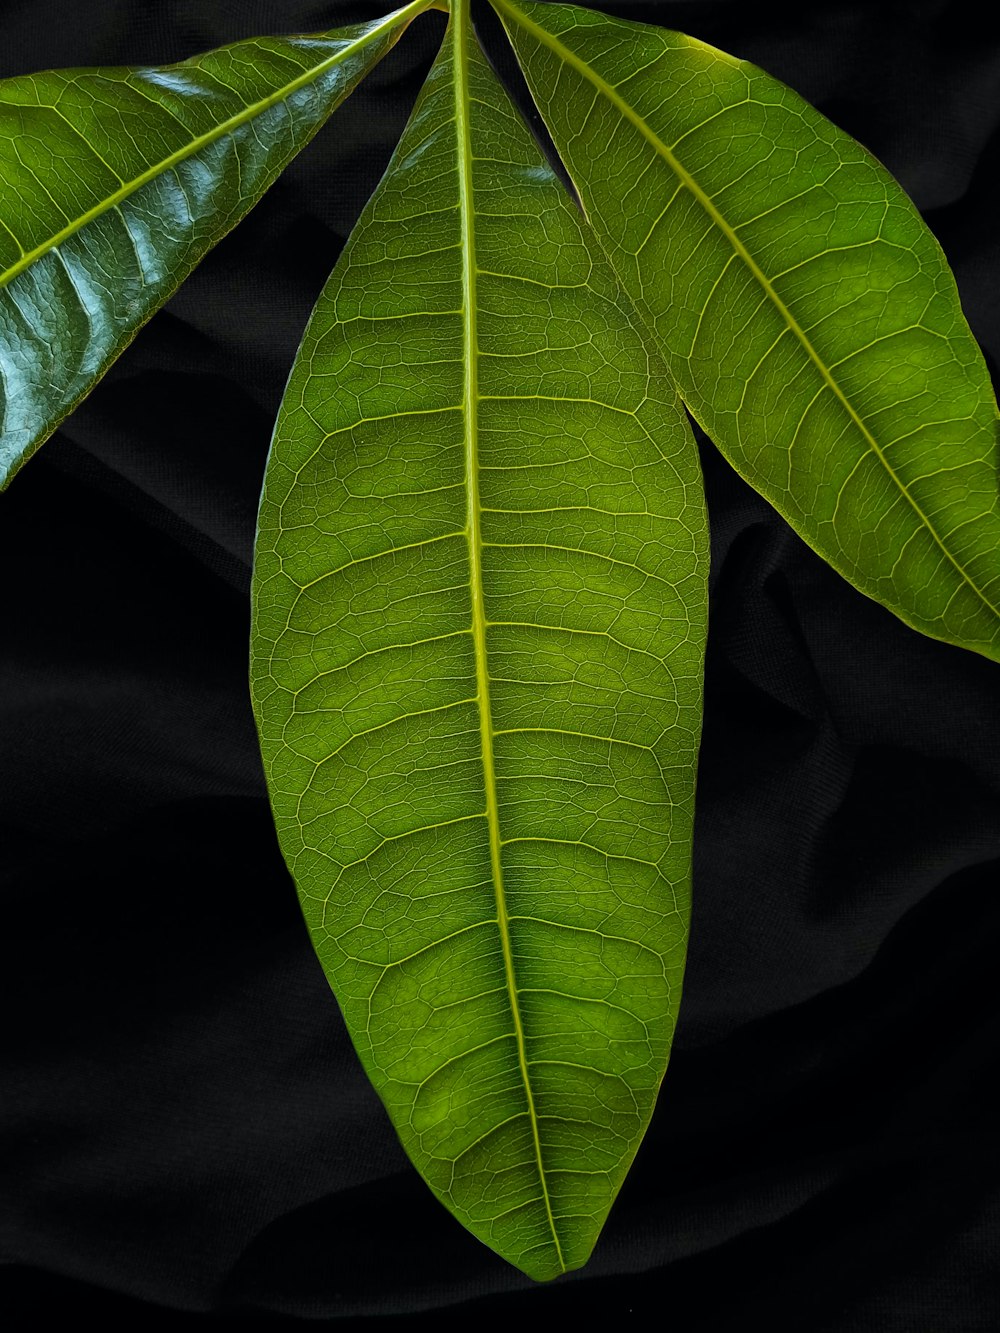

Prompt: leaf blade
xmin=0 ymin=0 xmax=431 ymax=487
xmin=251 ymin=2 xmax=707 ymax=1280
xmin=495 ymin=0 xmax=1000 ymax=661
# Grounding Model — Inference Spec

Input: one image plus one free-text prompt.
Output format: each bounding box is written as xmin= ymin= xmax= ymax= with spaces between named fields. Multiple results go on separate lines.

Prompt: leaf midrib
xmin=0 ymin=0 xmax=430 ymax=292
xmin=495 ymin=0 xmax=1000 ymax=628
xmin=452 ymin=0 xmax=565 ymax=1273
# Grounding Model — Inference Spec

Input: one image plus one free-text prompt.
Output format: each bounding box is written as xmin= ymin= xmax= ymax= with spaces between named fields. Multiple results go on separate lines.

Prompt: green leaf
xmin=0 ymin=0 xmax=432 ymax=488
xmin=495 ymin=0 xmax=1000 ymax=662
xmin=251 ymin=0 xmax=706 ymax=1281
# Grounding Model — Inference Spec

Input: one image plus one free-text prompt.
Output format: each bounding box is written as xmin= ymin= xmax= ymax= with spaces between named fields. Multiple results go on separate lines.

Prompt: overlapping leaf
xmin=251 ymin=1 xmax=707 ymax=1280
xmin=496 ymin=0 xmax=1000 ymax=661
xmin=0 ymin=0 xmax=431 ymax=487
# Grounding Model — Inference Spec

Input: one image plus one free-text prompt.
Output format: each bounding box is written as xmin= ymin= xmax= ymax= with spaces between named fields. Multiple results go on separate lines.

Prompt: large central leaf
xmin=496 ymin=0 xmax=1000 ymax=662
xmin=0 ymin=0 xmax=431 ymax=487
xmin=251 ymin=1 xmax=707 ymax=1280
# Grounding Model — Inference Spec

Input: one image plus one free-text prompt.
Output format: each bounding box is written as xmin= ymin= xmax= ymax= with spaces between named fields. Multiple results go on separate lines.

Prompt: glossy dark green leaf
xmin=0 ymin=0 xmax=431 ymax=488
xmin=251 ymin=0 xmax=707 ymax=1281
xmin=495 ymin=0 xmax=1000 ymax=661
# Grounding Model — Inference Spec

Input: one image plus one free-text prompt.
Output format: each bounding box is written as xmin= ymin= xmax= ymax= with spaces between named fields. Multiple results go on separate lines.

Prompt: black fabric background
xmin=2 ymin=0 xmax=999 ymax=1325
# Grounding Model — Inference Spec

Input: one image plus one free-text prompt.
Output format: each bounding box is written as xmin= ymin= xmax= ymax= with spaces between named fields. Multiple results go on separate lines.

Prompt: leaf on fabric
xmin=251 ymin=0 xmax=707 ymax=1280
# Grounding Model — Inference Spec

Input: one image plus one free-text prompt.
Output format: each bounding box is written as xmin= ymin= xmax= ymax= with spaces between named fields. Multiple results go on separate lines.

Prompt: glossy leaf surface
xmin=496 ymin=0 xmax=1000 ymax=661
xmin=0 ymin=0 xmax=430 ymax=488
xmin=251 ymin=1 xmax=706 ymax=1281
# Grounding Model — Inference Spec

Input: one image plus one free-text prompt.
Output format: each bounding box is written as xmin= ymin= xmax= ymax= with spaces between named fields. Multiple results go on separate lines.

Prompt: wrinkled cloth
xmin=1 ymin=0 xmax=998 ymax=1326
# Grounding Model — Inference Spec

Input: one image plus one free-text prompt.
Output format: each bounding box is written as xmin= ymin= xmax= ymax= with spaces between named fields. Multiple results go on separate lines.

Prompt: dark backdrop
xmin=2 ymin=0 xmax=998 ymax=1326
